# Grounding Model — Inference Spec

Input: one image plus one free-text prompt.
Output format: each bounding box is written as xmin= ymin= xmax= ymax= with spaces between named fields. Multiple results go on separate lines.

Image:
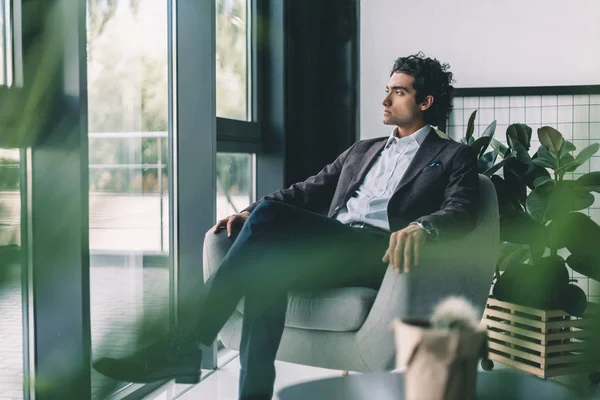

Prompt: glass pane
xmin=0 ymin=0 xmax=12 ymax=87
xmin=0 ymin=149 xmax=23 ymax=400
xmin=216 ymin=0 xmax=249 ymax=121
xmin=216 ymin=153 xmax=254 ymax=220
xmin=87 ymin=1 xmax=172 ymax=397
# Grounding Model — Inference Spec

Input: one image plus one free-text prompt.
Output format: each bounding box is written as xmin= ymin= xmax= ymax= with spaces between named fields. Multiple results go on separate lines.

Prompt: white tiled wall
xmin=448 ymin=94 xmax=600 ymax=303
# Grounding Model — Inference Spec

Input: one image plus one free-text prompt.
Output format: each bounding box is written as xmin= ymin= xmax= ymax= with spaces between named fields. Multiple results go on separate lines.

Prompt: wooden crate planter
xmin=481 ymin=297 xmax=600 ymax=382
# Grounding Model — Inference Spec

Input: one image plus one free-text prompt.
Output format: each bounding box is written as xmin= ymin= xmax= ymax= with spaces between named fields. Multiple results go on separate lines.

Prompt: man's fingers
xmin=382 ymin=249 xmax=389 ymax=263
xmin=393 ymin=235 xmax=404 ymax=271
xmin=226 ymin=217 xmax=236 ymax=237
xmin=388 ymin=234 xmax=397 ymax=270
xmin=404 ymin=237 xmax=413 ymax=273
xmin=213 ymin=219 xmax=226 ymax=233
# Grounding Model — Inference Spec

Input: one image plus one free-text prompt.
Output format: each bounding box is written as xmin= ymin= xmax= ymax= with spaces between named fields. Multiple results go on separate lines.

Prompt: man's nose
xmin=382 ymin=94 xmax=391 ymax=106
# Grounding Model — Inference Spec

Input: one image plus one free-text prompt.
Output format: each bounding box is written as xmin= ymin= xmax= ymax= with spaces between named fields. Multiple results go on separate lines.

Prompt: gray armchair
xmin=203 ymin=174 xmax=499 ymax=372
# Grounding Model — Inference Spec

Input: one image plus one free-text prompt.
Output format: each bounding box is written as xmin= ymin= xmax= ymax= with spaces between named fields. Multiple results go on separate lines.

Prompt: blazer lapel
xmin=345 ymin=139 xmax=386 ymax=199
xmin=394 ymin=128 xmax=448 ymax=194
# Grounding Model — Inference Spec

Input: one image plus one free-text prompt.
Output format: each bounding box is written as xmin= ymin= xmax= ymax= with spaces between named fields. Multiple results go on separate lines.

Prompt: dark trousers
xmin=196 ymin=200 xmax=390 ymax=399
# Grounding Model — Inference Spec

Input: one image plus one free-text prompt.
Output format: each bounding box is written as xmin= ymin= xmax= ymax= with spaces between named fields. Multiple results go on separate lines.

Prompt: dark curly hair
xmin=390 ymin=52 xmax=454 ymax=126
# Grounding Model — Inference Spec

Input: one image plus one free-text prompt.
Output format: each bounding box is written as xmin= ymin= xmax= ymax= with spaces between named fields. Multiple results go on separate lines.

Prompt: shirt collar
xmin=385 ymin=124 xmax=431 ymax=148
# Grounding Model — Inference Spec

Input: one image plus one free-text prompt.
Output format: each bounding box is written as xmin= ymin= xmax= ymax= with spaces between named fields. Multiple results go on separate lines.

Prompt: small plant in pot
xmin=457 ymin=111 xmax=600 ymax=317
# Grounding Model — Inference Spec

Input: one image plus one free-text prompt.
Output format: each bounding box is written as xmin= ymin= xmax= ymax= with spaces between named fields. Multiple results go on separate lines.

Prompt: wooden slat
xmin=486 ymin=298 xmax=547 ymax=318
xmin=546 ymin=330 xmax=594 ymax=341
xmin=545 ymin=342 xmax=590 ymax=354
xmin=488 ymin=342 xmax=545 ymax=365
xmin=487 ymin=330 xmax=545 ymax=353
xmin=484 ymin=309 xmax=546 ymax=329
xmin=483 ymin=318 xmax=545 ymax=341
xmin=487 ymin=353 xmax=545 ymax=378
xmin=546 ymin=318 xmax=595 ymax=330
xmin=545 ymin=353 xmax=598 ymax=366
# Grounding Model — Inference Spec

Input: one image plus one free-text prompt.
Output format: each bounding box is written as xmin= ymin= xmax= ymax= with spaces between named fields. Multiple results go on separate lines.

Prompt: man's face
xmin=382 ymin=72 xmax=426 ymax=127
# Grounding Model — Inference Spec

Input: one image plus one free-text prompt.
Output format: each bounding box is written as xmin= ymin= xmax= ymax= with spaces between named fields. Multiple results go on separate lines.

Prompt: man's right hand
xmin=212 ymin=211 xmax=251 ymax=237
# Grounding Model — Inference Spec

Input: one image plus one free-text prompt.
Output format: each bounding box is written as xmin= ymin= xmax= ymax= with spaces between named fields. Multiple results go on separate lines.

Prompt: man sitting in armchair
xmin=93 ymin=52 xmax=479 ymax=400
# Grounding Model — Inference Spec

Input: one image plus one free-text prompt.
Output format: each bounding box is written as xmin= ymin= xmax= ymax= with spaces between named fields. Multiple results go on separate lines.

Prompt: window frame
xmin=216 ymin=0 xmax=262 ymax=153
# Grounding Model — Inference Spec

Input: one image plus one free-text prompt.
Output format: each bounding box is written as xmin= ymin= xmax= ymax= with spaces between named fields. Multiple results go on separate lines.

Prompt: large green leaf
xmin=465 ymin=110 xmax=477 ymax=142
xmin=490 ymin=138 xmax=509 ymax=158
xmin=576 ymin=172 xmax=600 ymax=192
xmin=484 ymin=153 xmax=516 ymax=177
xmin=481 ymin=120 xmax=497 ymax=138
xmin=559 ymin=140 xmax=577 ymax=160
xmin=554 ymin=212 xmax=600 ymax=280
xmin=500 ymin=210 xmax=545 ymax=244
xmin=538 ymin=126 xmax=564 ymax=153
xmin=507 ymin=135 xmax=532 ymax=163
xmin=526 ymin=181 xmax=554 ymax=221
xmin=567 ymin=255 xmax=600 ymax=282
xmin=507 ymin=123 xmax=532 ymax=151
xmin=496 ymin=244 xmax=531 ymax=273
xmin=533 ymin=146 xmax=558 ymax=169
xmin=544 ymin=182 xmax=595 ymax=220
xmin=470 ymin=136 xmax=492 ymax=158
xmin=558 ymin=143 xmax=600 ymax=173
xmin=533 ymin=157 xmax=558 ymax=169
xmin=504 ymin=159 xmax=529 ymax=204
xmin=478 ymin=150 xmax=498 ymax=172
xmin=534 ymin=176 xmax=553 ymax=188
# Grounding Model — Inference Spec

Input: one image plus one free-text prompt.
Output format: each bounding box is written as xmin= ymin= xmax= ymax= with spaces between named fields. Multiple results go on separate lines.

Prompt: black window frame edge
xmin=454 ymin=85 xmax=600 ymax=97
xmin=216 ymin=0 xmax=263 ymax=154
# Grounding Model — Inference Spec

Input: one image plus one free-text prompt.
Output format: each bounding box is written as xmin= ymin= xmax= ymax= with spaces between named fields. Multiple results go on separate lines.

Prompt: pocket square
xmin=426 ymin=160 xmax=441 ymax=168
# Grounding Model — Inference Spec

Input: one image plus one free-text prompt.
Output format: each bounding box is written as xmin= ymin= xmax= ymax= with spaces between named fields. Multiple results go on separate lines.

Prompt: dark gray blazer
xmin=243 ymin=129 xmax=480 ymax=241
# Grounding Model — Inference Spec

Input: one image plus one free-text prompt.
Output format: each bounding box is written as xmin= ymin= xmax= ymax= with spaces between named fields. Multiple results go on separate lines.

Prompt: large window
xmin=0 ymin=149 xmax=22 ymax=400
xmin=0 ymin=2 xmax=22 ymax=398
xmin=216 ymin=0 xmax=257 ymax=219
xmin=0 ymin=0 xmax=13 ymax=86
xmin=87 ymin=0 xmax=173 ymax=397
xmin=216 ymin=0 xmax=249 ymax=121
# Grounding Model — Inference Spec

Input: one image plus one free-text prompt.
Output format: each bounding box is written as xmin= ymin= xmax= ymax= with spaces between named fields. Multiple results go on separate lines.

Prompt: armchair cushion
xmin=235 ymin=287 xmax=378 ymax=332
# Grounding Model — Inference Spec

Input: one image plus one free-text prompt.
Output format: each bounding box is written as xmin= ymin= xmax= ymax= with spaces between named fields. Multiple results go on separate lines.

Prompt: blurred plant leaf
xmin=500 ymin=209 xmax=545 ymax=244
xmin=576 ymin=171 xmax=600 ymax=192
xmin=507 ymin=123 xmax=532 ymax=151
xmin=533 ymin=146 xmax=558 ymax=169
xmin=557 ymin=143 xmax=600 ymax=173
xmin=533 ymin=176 xmax=553 ymax=188
xmin=483 ymin=153 xmax=516 ymax=177
xmin=490 ymin=138 xmax=509 ymax=158
xmin=496 ymin=244 xmax=530 ymax=272
xmin=507 ymin=134 xmax=532 ymax=163
xmin=478 ymin=150 xmax=498 ymax=172
xmin=538 ymin=126 xmax=564 ymax=153
xmin=526 ymin=180 xmax=555 ymax=221
xmin=558 ymin=140 xmax=577 ymax=159
xmin=465 ymin=110 xmax=477 ymax=143
xmin=470 ymin=136 xmax=492 ymax=158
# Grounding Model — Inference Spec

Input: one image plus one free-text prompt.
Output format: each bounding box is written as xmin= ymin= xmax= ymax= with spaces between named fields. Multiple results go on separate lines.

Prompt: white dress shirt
xmin=335 ymin=125 xmax=431 ymax=231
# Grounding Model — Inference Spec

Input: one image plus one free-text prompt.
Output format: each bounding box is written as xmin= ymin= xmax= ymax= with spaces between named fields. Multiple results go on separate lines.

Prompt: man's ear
xmin=420 ymin=95 xmax=434 ymax=111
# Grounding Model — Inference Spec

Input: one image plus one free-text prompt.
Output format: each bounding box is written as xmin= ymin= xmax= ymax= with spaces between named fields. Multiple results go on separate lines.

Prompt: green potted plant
xmin=459 ymin=112 xmax=600 ymax=317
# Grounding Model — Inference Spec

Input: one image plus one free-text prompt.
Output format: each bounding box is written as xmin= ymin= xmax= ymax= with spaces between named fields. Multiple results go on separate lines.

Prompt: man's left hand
xmin=382 ymin=225 xmax=428 ymax=273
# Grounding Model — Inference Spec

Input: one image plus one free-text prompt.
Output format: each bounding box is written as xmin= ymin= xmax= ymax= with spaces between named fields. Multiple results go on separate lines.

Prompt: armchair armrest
xmin=355 ymin=174 xmax=499 ymax=371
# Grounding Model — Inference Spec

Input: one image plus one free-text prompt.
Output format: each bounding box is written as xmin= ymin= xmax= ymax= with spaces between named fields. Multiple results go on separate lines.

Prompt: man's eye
xmin=396 ymin=91 xmax=403 ymax=95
